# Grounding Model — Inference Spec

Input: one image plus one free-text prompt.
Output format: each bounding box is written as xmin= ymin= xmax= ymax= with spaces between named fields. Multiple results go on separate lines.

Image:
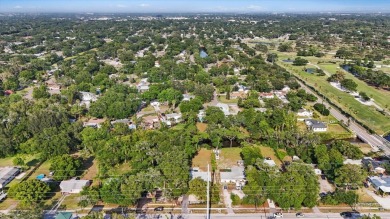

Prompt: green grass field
xmin=276 ymin=54 xmax=390 ymax=134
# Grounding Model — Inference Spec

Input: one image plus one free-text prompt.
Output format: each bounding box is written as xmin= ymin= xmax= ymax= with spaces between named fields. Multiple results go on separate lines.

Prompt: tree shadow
xmin=26 ymin=158 xmax=40 ymax=167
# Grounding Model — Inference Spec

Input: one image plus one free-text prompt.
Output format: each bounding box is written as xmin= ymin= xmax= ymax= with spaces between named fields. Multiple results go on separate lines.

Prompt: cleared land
xmin=218 ymin=148 xmax=242 ymax=169
xmin=192 ymin=148 xmax=212 ymax=171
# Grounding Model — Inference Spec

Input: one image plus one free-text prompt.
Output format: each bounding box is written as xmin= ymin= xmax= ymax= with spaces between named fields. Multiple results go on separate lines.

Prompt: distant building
xmin=83 ymin=118 xmax=106 ymax=128
xmin=216 ymin=103 xmax=230 ymax=116
xmin=60 ymin=179 xmax=90 ymax=194
xmin=259 ymin=92 xmax=274 ymax=99
xmin=198 ymin=110 xmax=205 ymax=122
xmin=264 ymin=159 xmax=276 ymax=167
xmin=305 ymin=119 xmax=327 ymax=132
xmin=137 ymin=78 xmax=150 ymax=93
xmin=111 ymin=119 xmax=136 ymax=130
xmin=79 ymin=91 xmax=98 ymax=108
xmin=0 ymin=167 xmax=20 ymax=189
xmin=182 ymin=94 xmax=195 ymax=101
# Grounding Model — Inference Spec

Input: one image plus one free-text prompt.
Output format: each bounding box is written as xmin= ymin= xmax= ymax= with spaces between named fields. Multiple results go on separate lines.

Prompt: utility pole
xmin=206 ymin=163 xmax=210 ymax=219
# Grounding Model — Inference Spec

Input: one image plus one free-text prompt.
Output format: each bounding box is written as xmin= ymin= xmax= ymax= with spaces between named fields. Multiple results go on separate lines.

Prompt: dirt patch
xmin=192 ymin=149 xmax=211 ymax=171
xmin=196 ymin=123 xmax=208 ymax=132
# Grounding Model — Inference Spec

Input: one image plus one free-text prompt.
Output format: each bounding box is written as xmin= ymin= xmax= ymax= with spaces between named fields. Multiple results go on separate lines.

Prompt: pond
xmin=200 ymin=50 xmax=208 ymax=58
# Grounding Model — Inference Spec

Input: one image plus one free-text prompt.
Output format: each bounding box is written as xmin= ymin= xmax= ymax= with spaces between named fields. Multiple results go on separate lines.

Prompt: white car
xmin=273 ymin=212 xmax=283 ymax=218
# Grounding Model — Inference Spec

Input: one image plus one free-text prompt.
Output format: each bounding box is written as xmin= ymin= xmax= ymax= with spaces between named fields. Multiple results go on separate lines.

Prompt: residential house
xmin=59 ymin=179 xmax=90 ymax=194
xmin=137 ymin=78 xmax=150 ymax=93
xmin=164 ymin=113 xmax=182 ymax=126
xmin=220 ymin=166 xmax=246 ymax=186
xmin=369 ymin=176 xmax=390 ymax=195
xmin=182 ymin=94 xmax=195 ymax=101
xmin=304 ymin=119 xmax=327 ymax=132
xmin=264 ymin=159 xmax=276 ymax=167
xmin=79 ymin=91 xmax=98 ymax=108
xmin=216 ymin=103 xmax=230 ymax=116
xmin=111 ymin=119 xmax=136 ymax=130
xmin=254 ymin=108 xmax=267 ymax=113
xmin=297 ymin=109 xmax=313 ymax=117
xmin=362 ymin=157 xmax=388 ymax=174
xmin=83 ymin=118 xmax=106 ymax=128
xmin=55 ymin=212 xmax=73 ymax=219
xmin=198 ymin=110 xmax=205 ymax=122
xmin=0 ymin=167 xmax=20 ymax=189
xmin=259 ymin=92 xmax=274 ymax=99
xmin=190 ymin=167 xmax=211 ymax=182
xmin=230 ymin=91 xmax=247 ymax=99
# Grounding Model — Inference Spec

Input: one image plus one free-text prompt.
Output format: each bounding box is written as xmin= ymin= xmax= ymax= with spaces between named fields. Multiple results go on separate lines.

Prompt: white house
xmin=297 ymin=109 xmax=313 ymax=117
xmin=60 ymin=179 xmax=90 ymax=194
xmin=198 ymin=110 xmax=205 ymax=122
xmin=137 ymin=78 xmax=150 ymax=93
xmin=216 ymin=103 xmax=230 ymax=116
xmin=264 ymin=159 xmax=276 ymax=167
xmin=79 ymin=92 xmax=98 ymax=109
xmin=164 ymin=113 xmax=182 ymax=125
xmin=305 ymin=119 xmax=327 ymax=132
xmin=182 ymin=94 xmax=195 ymax=101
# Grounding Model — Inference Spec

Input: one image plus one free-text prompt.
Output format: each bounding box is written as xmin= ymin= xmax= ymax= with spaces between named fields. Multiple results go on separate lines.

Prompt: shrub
xmin=314 ymin=103 xmax=330 ymax=116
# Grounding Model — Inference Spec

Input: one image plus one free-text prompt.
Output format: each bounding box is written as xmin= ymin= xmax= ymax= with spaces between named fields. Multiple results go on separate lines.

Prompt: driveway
xmin=318 ymin=177 xmax=334 ymax=193
xmin=223 ymin=189 xmax=234 ymax=214
xmin=364 ymin=189 xmax=390 ymax=209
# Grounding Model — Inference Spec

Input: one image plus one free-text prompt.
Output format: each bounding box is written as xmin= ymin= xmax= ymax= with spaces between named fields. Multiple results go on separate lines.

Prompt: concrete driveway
xmin=223 ymin=189 xmax=234 ymax=214
xmin=319 ymin=177 xmax=334 ymax=193
xmin=364 ymin=189 xmax=390 ymax=209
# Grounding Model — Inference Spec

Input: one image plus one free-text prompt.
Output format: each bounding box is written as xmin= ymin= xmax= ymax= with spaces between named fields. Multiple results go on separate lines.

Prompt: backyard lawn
xmin=218 ymin=148 xmax=242 ymax=169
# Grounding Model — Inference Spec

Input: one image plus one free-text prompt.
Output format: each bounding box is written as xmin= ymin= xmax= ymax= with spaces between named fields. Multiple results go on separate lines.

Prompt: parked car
xmin=321 ymin=175 xmax=326 ymax=180
xmin=273 ymin=212 xmax=283 ymax=218
xmin=154 ymin=206 xmax=164 ymax=211
xmin=296 ymin=212 xmax=304 ymax=217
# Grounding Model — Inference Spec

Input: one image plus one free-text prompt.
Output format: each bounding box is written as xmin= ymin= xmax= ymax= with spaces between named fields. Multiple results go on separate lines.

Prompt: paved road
xmin=186 ymin=212 xmax=390 ymax=219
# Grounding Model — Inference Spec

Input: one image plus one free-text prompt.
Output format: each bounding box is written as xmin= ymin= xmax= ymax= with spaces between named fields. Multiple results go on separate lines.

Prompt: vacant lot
xmin=196 ymin=123 xmax=208 ymax=132
xmin=218 ymin=148 xmax=242 ymax=169
xmin=192 ymin=148 xmax=212 ymax=171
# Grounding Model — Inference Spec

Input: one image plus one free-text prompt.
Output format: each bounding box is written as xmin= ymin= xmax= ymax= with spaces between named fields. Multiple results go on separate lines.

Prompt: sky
xmin=0 ymin=0 xmax=389 ymax=13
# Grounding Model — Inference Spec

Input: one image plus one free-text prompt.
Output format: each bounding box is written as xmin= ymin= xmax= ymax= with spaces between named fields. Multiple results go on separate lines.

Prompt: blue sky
xmin=0 ymin=0 xmax=389 ymax=13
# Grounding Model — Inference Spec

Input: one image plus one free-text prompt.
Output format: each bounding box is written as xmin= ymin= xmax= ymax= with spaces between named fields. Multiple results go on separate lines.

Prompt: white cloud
xmin=14 ymin=5 xmax=22 ymax=9
xmin=139 ymin=3 xmax=150 ymax=7
xmin=247 ymin=5 xmax=262 ymax=10
xmin=116 ymin=4 xmax=127 ymax=8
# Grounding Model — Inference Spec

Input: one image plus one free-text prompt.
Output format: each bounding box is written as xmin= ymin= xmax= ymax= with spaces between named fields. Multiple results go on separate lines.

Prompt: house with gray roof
xmin=369 ymin=176 xmax=390 ymax=194
xmin=60 ymin=179 xmax=90 ymax=194
xmin=190 ymin=167 xmax=211 ymax=182
xmin=220 ymin=166 xmax=245 ymax=184
xmin=304 ymin=119 xmax=327 ymax=132
xmin=0 ymin=167 xmax=20 ymax=189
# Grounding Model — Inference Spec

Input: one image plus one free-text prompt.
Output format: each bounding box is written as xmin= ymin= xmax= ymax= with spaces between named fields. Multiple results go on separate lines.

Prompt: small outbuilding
xmin=60 ymin=179 xmax=90 ymax=194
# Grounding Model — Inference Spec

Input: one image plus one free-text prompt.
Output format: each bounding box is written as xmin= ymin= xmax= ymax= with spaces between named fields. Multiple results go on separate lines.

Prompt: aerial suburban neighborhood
xmin=1 ymin=1 xmax=390 ymax=219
